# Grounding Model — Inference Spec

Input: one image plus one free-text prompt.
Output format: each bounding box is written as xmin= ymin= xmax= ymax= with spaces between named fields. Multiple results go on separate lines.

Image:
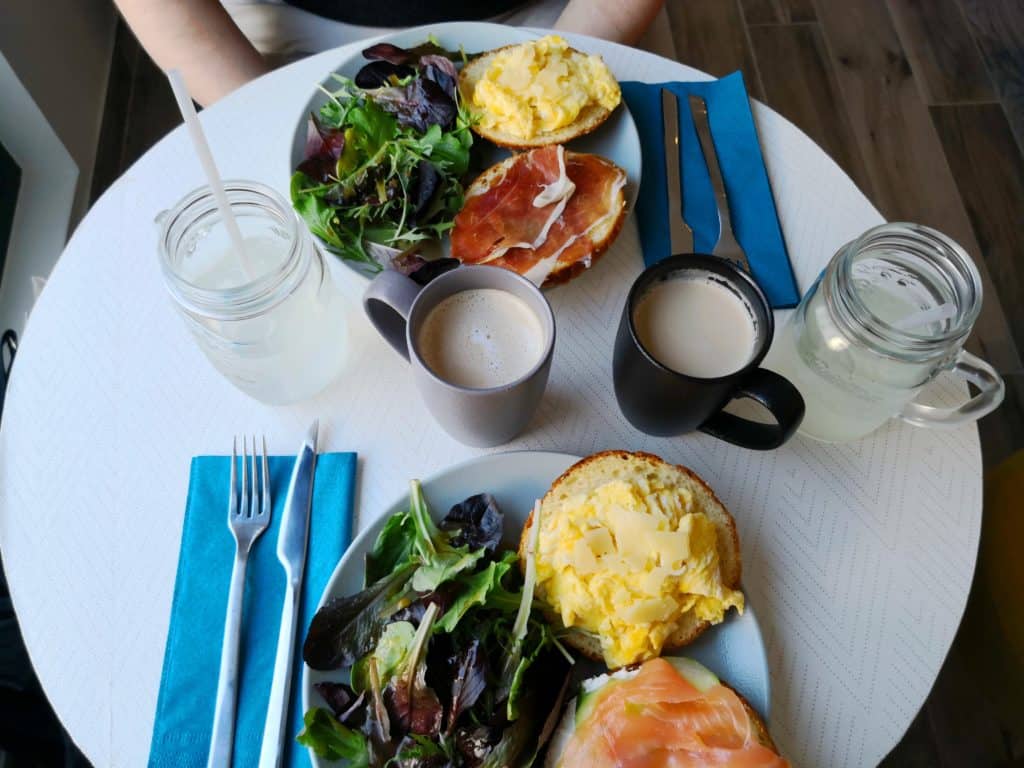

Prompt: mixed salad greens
xmin=291 ymin=41 xmax=475 ymax=269
xmin=299 ymin=481 xmax=572 ymax=767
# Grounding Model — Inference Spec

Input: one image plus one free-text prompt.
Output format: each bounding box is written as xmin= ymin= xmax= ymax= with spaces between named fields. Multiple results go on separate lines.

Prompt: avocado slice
xmin=573 ymin=657 xmax=720 ymax=727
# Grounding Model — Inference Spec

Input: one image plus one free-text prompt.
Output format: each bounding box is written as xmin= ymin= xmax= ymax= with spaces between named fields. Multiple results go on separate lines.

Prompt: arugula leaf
xmin=351 ymin=620 xmax=416 ymax=694
xmin=296 ymin=708 xmax=370 ymax=765
xmin=366 ymin=511 xmax=417 ymax=585
xmin=303 ymin=562 xmax=416 ymax=670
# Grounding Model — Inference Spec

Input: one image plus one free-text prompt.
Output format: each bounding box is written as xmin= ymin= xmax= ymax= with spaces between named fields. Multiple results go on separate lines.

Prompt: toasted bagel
xmin=520 ymin=451 xmax=742 ymax=665
xmin=452 ymin=149 xmax=627 ymax=287
xmin=459 ymin=42 xmax=620 ymax=149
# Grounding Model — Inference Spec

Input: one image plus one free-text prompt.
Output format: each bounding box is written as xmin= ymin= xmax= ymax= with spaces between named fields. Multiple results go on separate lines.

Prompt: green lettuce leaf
xmin=411 ymin=548 xmax=484 ymax=593
xmin=435 ymin=557 xmax=514 ymax=633
xmin=350 ymin=620 xmax=415 ymax=693
xmin=296 ymin=708 xmax=370 ymax=765
xmin=365 ymin=511 xmax=417 ymax=586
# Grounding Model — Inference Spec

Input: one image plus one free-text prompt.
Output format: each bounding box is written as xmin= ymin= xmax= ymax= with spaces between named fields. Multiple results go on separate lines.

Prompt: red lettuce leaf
xmin=371 ymin=78 xmax=456 ymax=134
xmin=440 ymin=494 xmax=503 ymax=553
xmin=315 ymin=682 xmax=366 ymax=722
xmin=362 ymin=42 xmax=414 ymax=65
xmin=298 ymin=112 xmax=346 ymax=184
xmin=356 ymin=60 xmax=416 ymax=89
xmin=446 ymin=639 xmax=487 ymax=734
xmin=419 ymin=55 xmax=458 ymax=102
xmin=383 ymin=604 xmax=443 ymax=737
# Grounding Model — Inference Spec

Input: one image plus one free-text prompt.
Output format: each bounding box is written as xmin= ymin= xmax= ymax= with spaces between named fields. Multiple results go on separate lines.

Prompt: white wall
xmin=0 ymin=0 xmax=117 ymax=335
xmin=0 ymin=0 xmax=116 ymax=219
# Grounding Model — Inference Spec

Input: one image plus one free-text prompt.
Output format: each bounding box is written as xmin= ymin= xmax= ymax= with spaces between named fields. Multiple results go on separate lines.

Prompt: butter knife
xmin=661 ymin=89 xmax=694 ymax=255
xmin=688 ymin=94 xmax=751 ymax=273
xmin=258 ymin=419 xmax=319 ymax=768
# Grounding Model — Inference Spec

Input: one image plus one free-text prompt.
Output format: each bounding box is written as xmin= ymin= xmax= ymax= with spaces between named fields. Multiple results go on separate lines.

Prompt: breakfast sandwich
xmin=450 ymin=145 xmax=627 ymax=287
xmin=545 ymin=657 xmax=790 ymax=767
xmin=459 ymin=35 xmax=621 ymax=148
xmin=521 ymin=451 xmax=743 ymax=668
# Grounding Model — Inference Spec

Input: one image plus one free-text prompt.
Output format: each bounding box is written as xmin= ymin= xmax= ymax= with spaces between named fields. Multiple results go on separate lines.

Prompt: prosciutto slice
xmin=487 ymin=152 xmax=626 ymax=286
xmin=451 ymin=145 xmax=575 ymax=263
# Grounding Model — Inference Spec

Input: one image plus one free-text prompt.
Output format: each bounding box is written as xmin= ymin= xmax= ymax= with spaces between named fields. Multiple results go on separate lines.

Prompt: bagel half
xmin=520 ymin=451 xmax=742 ymax=666
xmin=544 ymin=657 xmax=785 ymax=767
xmin=451 ymin=148 xmax=627 ymax=287
xmin=459 ymin=42 xmax=620 ymax=149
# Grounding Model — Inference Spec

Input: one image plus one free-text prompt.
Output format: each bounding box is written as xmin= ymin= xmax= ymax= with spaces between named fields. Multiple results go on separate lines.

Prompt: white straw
xmin=166 ymin=69 xmax=253 ymax=279
xmin=892 ymin=302 xmax=957 ymax=332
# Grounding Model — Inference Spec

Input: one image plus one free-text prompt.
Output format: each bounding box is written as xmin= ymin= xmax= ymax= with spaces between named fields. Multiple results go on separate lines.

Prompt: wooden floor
xmin=88 ymin=2 xmax=1024 ymax=765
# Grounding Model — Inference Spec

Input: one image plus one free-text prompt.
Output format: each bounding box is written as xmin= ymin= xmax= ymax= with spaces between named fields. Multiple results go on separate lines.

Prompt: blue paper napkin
xmin=149 ymin=452 xmax=357 ymax=768
xmin=621 ymin=73 xmax=799 ymax=308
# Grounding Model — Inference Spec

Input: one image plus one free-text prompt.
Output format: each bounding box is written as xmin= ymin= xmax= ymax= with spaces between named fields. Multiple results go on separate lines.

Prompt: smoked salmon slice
xmin=558 ymin=658 xmax=790 ymax=768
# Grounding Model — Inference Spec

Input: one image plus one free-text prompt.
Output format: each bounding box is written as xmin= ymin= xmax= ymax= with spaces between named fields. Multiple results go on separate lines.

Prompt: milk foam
xmin=417 ymin=288 xmax=544 ymax=388
xmin=634 ymin=276 xmax=758 ymax=378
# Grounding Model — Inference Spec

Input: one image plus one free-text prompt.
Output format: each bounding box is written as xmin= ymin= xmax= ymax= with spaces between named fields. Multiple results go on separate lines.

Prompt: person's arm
xmin=554 ymin=0 xmax=665 ymax=45
xmin=114 ymin=0 xmax=269 ymax=106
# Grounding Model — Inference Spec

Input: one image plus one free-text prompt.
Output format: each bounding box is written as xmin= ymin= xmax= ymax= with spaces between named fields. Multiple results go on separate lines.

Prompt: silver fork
xmin=208 ymin=436 xmax=271 ymax=768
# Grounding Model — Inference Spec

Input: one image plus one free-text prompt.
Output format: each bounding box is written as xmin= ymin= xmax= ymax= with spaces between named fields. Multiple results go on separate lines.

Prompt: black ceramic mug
xmin=613 ymin=254 xmax=804 ymax=450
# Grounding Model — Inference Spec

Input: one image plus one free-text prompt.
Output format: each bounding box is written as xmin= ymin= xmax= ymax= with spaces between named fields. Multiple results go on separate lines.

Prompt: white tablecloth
xmin=0 ymin=31 xmax=981 ymax=768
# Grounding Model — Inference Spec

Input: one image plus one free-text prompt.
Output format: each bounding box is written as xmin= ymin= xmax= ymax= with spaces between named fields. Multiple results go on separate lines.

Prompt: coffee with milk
xmin=633 ymin=275 xmax=758 ymax=379
xmin=417 ymin=288 xmax=545 ymax=389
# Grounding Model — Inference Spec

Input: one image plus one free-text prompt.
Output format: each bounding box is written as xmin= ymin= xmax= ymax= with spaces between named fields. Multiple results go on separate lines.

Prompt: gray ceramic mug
xmin=363 ymin=266 xmax=556 ymax=447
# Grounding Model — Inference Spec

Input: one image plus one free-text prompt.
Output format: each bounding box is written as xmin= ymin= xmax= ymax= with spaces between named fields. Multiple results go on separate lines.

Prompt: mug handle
xmin=362 ymin=270 xmax=423 ymax=361
xmin=699 ymin=368 xmax=806 ymax=450
xmin=898 ymin=349 xmax=1004 ymax=428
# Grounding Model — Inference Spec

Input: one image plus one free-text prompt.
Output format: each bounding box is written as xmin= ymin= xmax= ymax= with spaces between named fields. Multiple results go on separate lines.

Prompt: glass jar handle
xmin=899 ymin=350 xmax=1005 ymax=428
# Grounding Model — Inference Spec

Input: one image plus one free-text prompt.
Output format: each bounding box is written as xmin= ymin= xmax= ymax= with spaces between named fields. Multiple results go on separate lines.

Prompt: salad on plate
xmin=298 ymin=481 xmax=571 ymax=767
xmin=291 ymin=42 xmax=475 ymax=270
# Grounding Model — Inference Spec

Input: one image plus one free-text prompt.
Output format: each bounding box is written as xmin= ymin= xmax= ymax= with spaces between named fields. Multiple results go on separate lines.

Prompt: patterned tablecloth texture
xmin=0 ymin=30 xmax=981 ymax=768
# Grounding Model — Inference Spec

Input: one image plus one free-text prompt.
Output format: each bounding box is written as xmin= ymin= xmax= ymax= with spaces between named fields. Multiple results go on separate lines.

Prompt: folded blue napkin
xmin=149 ymin=452 xmax=357 ymax=768
xmin=621 ymin=73 xmax=799 ymax=308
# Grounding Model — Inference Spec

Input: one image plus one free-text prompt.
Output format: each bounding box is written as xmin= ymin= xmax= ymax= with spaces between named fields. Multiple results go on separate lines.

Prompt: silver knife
xmin=258 ymin=419 xmax=319 ymax=768
xmin=688 ymin=94 xmax=751 ymax=273
xmin=661 ymin=90 xmax=694 ymax=255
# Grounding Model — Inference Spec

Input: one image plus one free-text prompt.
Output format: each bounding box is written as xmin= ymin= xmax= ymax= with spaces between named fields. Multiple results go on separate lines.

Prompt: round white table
xmin=0 ymin=30 xmax=982 ymax=768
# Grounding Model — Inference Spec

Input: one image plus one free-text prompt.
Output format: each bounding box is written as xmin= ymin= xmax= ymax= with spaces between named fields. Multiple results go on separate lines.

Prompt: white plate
xmin=302 ymin=450 xmax=770 ymax=765
xmin=289 ymin=22 xmax=643 ymax=278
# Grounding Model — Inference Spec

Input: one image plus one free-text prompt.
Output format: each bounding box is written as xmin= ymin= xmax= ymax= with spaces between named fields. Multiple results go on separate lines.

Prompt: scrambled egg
xmin=535 ymin=478 xmax=744 ymax=668
xmin=472 ymin=35 xmax=621 ymax=140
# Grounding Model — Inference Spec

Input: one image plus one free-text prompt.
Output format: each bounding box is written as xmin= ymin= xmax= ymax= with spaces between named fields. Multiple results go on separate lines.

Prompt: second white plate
xmin=301 ymin=450 xmax=770 ymax=767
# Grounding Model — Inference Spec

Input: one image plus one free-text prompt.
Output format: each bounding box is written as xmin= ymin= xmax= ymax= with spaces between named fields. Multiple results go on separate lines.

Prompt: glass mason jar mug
xmin=158 ymin=181 xmax=348 ymax=405
xmin=766 ymin=222 xmax=1004 ymax=443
